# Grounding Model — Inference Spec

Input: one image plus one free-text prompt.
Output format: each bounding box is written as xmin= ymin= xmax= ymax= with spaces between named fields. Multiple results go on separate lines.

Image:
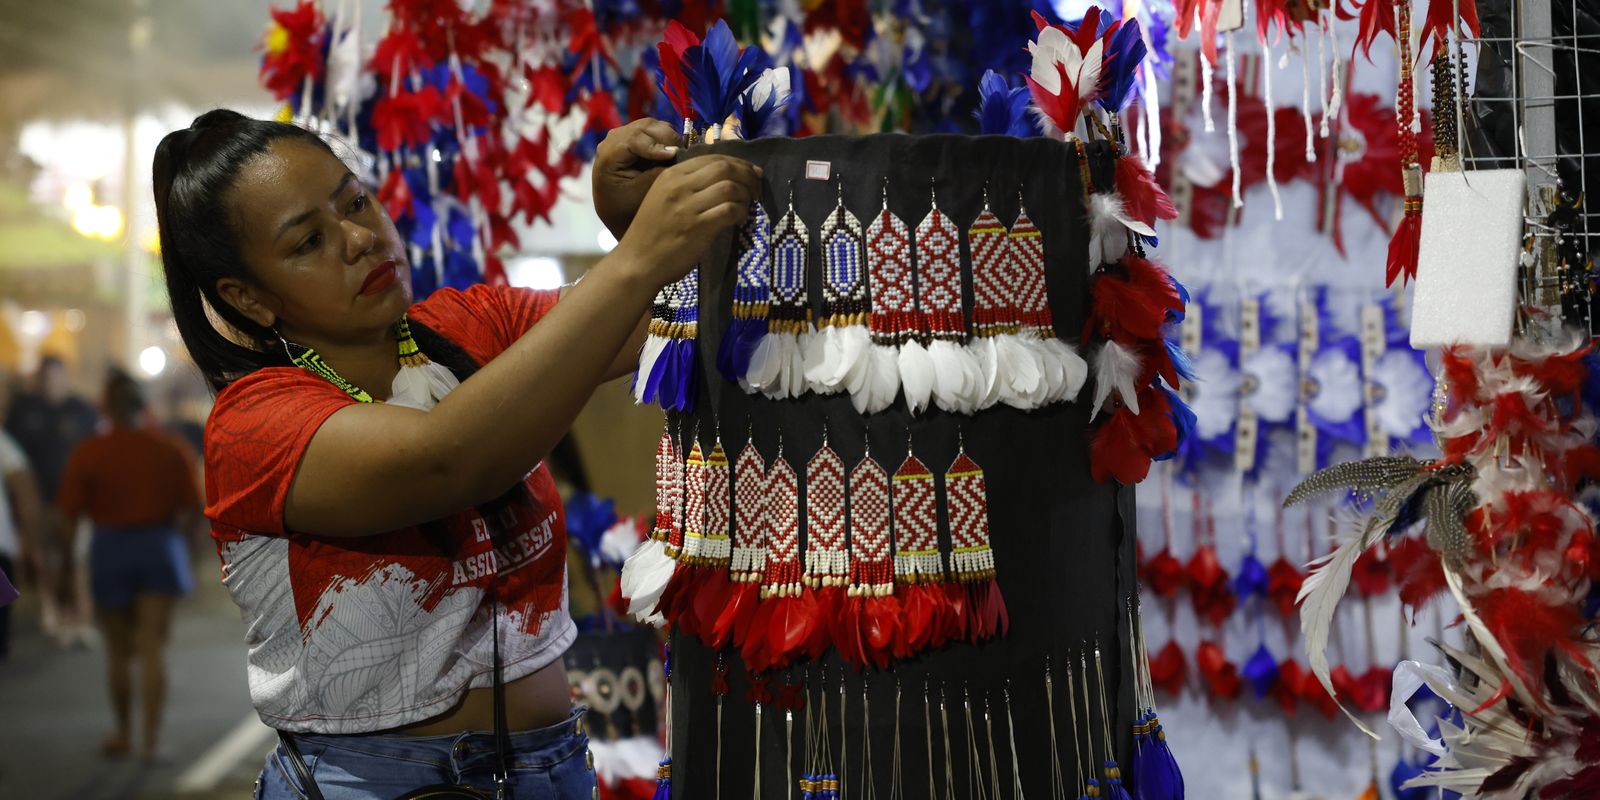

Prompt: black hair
xmin=153 ymin=109 xmax=338 ymax=392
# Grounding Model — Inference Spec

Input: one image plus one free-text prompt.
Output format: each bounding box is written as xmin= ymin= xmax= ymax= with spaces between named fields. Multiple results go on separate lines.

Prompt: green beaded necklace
xmin=284 ymin=316 xmax=430 ymax=404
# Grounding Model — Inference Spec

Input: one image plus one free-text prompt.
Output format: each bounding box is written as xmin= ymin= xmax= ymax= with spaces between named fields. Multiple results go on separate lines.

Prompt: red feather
xmin=892 ymin=584 xmax=937 ymax=659
xmin=1475 ymin=588 xmax=1592 ymax=695
xmin=1514 ymin=348 xmax=1589 ymax=402
xmin=1389 ymin=536 xmax=1447 ymax=617
xmin=1144 ymin=548 xmax=1187 ymax=597
xmin=1197 ymin=640 xmax=1242 ymax=700
xmin=1418 ymin=0 xmax=1480 ymax=60
xmin=1340 ymin=0 xmax=1398 ymax=62
xmin=967 ymin=578 xmax=1010 ymax=642
xmin=939 ymin=581 xmax=969 ymax=646
xmin=806 ymin=586 xmax=843 ymax=660
xmin=656 ymin=21 xmax=699 ymax=120
xmin=1386 ymin=205 xmax=1422 ymax=287
xmin=1266 ymin=557 xmax=1305 ymax=617
xmin=711 ymin=581 xmax=761 ymax=649
xmin=1149 ymin=640 xmax=1188 ymax=695
xmin=1026 ymin=66 xmax=1088 ymax=136
xmin=1091 ymin=406 xmax=1156 ymax=484
xmin=1115 ymin=155 xmax=1179 ymax=227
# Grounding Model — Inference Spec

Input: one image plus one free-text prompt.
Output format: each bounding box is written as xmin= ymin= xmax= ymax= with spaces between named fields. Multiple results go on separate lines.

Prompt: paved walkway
xmin=0 ymin=573 xmax=268 ymax=799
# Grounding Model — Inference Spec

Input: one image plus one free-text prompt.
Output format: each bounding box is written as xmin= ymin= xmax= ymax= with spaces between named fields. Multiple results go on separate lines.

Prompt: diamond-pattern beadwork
xmin=945 ymin=450 xmax=996 ymax=581
xmin=969 ymin=208 xmax=1018 ymax=338
xmin=866 ymin=208 xmax=919 ymax=346
xmin=674 ymin=439 xmax=706 ymax=559
xmin=803 ymin=445 xmax=849 ymax=588
xmin=847 ymin=454 xmax=894 ymax=595
xmin=915 ymin=207 xmax=966 ymax=340
xmin=892 ymin=453 xmax=943 ymax=582
xmin=761 ymin=456 xmax=802 ymax=597
xmin=1009 ymin=205 xmax=1055 ymax=338
xmin=730 ymin=441 xmax=768 ymax=581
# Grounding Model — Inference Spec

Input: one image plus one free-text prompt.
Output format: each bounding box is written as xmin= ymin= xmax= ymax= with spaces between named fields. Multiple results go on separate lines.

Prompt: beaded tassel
xmin=969 ymin=196 xmax=1046 ymax=410
xmin=721 ymin=202 xmax=773 ymax=384
xmin=1385 ymin=0 xmax=1423 ymax=287
xmin=916 ymin=189 xmax=982 ymax=414
xmin=842 ymin=445 xmax=900 ymax=671
xmin=748 ymin=193 xmax=812 ymax=399
xmin=661 ymin=432 xmax=735 ymax=644
xmin=1011 ymin=199 xmax=1087 ymax=404
xmin=944 ymin=445 xmax=1008 ymax=642
xmin=743 ymin=448 xmax=813 ymax=672
xmin=806 ymin=182 xmax=871 ymax=397
xmin=621 ymin=424 xmax=681 ymax=625
xmin=891 ymin=447 xmax=957 ymax=657
xmin=636 ymin=269 xmax=702 ymax=411
xmin=633 ymin=280 xmax=677 ymax=405
xmin=865 ymin=186 xmax=920 ymax=414
xmin=802 ymin=440 xmax=850 ymax=660
xmin=712 ymin=439 xmax=768 ymax=649
xmin=653 ymin=434 xmax=705 ymax=635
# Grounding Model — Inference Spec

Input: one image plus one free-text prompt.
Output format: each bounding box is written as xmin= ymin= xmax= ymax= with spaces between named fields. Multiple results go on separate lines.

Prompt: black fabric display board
xmin=667 ymin=134 xmax=1138 ymax=798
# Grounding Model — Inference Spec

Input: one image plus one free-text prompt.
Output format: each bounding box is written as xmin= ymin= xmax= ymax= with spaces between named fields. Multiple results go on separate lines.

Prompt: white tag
xmin=1235 ymin=298 xmax=1261 ymax=473
xmin=805 ymin=160 xmax=832 ymax=181
xmin=1410 ymin=170 xmax=1526 ymax=348
xmin=1361 ymin=305 xmax=1388 ymax=458
xmin=1296 ymin=301 xmax=1318 ymax=475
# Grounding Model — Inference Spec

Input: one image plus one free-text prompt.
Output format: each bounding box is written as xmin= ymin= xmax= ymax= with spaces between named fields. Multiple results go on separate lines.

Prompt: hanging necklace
xmin=282 ymin=316 xmax=457 ymax=410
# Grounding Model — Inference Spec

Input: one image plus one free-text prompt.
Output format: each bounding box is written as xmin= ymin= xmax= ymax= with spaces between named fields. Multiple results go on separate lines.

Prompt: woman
xmin=152 ymin=109 xmax=758 ymax=798
xmin=56 ymin=370 xmax=202 ymax=761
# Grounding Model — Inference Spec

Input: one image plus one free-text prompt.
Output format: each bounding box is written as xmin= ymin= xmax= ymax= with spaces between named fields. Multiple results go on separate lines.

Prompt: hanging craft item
xmin=743 ymin=445 xmax=814 ymax=673
xmin=801 ymin=435 xmax=850 ymax=660
xmin=916 ymin=186 xmax=984 ymax=414
xmin=633 ymin=270 xmax=702 ymax=412
xmin=841 ymin=443 xmax=899 ymax=671
xmin=1128 ymin=602 xmax=1186 ymax=800
xmin=891 ymin=444 xmax=959 ymax=658
xmin=1009 ymin=197 xmax=1088 ymax=404
xmin=717 ymin=203 xmax=772 ymax=385
xmin=943 ymin=442 xmax=1008 ymax=641
xmin=746 ymin=190 xmax=814 ymax=400
xmin=621 ymin=423 xmax=684 ymax=627
xmin=968 ymin=194 xmax=1047 ymax=410
xmin=862 ymin=184 xmax=924 ymax=414
xmin=1385 ymin=0 xmax=1423 ymax=287
xmin=805 ymin=181 xmax=873 ymax=398
xmin=712 ymin=437 xmax=768 ymax=650
xmin=659 ymin=431 xmax=734 ymax=644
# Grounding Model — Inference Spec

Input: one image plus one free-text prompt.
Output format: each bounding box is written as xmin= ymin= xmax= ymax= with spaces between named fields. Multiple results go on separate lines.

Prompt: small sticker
xmin=805 ymin=160 xmax=832 ymax=181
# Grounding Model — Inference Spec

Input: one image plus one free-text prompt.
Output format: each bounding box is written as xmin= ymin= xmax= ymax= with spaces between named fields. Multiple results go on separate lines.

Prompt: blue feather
xmin=1097 ymin=19 xmax=1147 ymax=112
xmin=1582 ymin=350 xmax=1600 ymax=413
xmin=1164 ymin=336 xmax=1196 ymax=382
xmin=685 ymin=21 xmax=762 ymax=131
xmin=735 ymin=65 xmax=794 ymax=139
xmin=1103 ymin=761 xmax=1135 ymax=800
xmin=1155 ymin=384 xmax=1196 ymax=461
xmin=974 ymin=70 xmax=1040 ymax=137
xmin=717 ymin=317 xmax=768 ymax=381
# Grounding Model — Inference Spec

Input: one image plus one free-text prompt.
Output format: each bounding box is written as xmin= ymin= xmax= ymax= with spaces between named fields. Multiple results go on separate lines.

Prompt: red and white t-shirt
xmin=204 ymin=285 xmax=576 ymax=734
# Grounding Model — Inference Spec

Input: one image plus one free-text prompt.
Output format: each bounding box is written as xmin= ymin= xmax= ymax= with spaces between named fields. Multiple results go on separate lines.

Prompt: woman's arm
xmin=286 ymin=155 xmax=761 ymax=537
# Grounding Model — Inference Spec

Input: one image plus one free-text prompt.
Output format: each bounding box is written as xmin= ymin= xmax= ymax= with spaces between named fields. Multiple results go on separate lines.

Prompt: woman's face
xmin=219 ymin=139 xmax=412 ymax=348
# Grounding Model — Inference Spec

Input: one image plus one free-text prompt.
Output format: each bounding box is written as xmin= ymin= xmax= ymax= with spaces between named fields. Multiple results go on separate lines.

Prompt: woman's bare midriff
xmin=389 ymin=658 xmax=572 ymax=735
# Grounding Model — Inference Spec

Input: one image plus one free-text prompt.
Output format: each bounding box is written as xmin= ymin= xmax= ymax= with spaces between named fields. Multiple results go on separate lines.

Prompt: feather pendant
xmin=743 ymin=453 xmax=810 ymax=673
xmin=718 ymin=202 xmax=771 ymax=383
xmin=916 ymin=202 xmax=982 ymax=413
xmin=1091 ymin=339 xmax=1144 ymax=417
xmin=1088 ymin=193 xmax=1154 ymax=265
xmin=1296 ymin=529 xmax=1384 ymax=738
xmin=891 ymin=450 xmax=947 ymax=657
xmin=945 ymin=449 xmax=1008 ymax=641
xmin=633 ymin=282 xmax=675 ymax=405
xmin=1010 ymin=203 xmax=1086 ymax=402
xmin=682 ymin=20 xmax=762 ymax=135
xmin=969 ymin=205 xmax=1042 ymax=409
xmin=657 ymin=438 xmax=709 ymax=635
xmin=861 ymin=203 xmax=917 ymax=413
xmin=748 ymin=196 xmax=812 ymax=400
xmin=805 ymin=188 xmax=869 ymax=394
xmin=622 ymin=427 xmax=684 ymax=626
xmin=714 ymin=440 xmax=768 ymax=649
xmin=802 ymin=443 xmax=848 ymax=661
xmin=846 ymin=451 xmax=898 ymax=670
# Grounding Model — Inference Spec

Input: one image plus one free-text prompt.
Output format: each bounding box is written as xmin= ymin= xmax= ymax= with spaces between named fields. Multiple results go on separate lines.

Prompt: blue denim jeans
xmin=256 ymin=707 xmax=596 ymax=800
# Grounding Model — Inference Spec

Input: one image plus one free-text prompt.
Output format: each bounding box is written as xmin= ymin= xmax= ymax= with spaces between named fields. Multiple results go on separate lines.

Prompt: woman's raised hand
xmin=613 ymin=155 xmax=763 ymax=287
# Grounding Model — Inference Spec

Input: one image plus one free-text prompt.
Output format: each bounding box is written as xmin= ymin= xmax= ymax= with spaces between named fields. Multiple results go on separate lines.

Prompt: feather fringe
xmin=620 ymin=538 xmax=675 ymax=627
xmin=899 ymin=339 xmax=936 ymax=414
xmin=929 ymin=338 xmax=983 ymax=414
xmin=633 ymin=333 xmax=670 ymax=404
xmin=1092 ymin=339 xmax=1143 ymax=417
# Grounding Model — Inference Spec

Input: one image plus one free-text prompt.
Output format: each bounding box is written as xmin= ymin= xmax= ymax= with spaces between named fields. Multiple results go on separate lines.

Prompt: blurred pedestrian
xmin=4 ymin=354 xmax=100 ymax=646
xmin=56 ymin=370 xmax=201 ymax=762
xmin=0 ymin=376 xmax=47 ymax=659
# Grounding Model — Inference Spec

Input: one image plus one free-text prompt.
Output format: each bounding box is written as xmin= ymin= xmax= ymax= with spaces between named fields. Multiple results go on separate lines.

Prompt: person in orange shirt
xmin=57 ymin=370 xmax=202 ymax=762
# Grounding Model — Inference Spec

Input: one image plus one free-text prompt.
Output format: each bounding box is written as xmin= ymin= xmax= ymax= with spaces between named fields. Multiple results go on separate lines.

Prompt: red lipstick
xmin=359 ymin=260 xmax=398 ymax=296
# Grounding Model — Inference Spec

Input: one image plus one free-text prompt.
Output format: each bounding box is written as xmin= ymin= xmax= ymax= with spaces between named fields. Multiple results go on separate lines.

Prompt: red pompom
xmin=1196 ymin=640 xmax=1241 ymax=699
xmin=1273 ymin=659 xmax=1305 ymax=715
xmin=1149 ymin=640 xmax=1188 ymax=695
xmin=1187 ymin=546 xmax=1236 ymax=627
xmin=1266 ymin=557 xmax=1305 ymax=617
xmin=1144 ymin=548 xmax=1187 ymax=597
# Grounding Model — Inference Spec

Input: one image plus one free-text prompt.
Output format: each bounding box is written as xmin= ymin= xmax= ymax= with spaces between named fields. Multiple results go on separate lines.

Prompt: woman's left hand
xmin=592 ymin=119 xmax=682 ymax=238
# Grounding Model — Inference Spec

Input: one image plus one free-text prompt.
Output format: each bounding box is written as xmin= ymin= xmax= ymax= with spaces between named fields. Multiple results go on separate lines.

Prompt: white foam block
xmin=1409 ymin=169 xmax=1525 ymax=349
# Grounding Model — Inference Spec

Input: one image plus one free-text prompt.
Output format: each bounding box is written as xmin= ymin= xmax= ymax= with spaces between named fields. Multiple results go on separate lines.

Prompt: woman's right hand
xmin=613 ymin=155 xmax=763 ymax=287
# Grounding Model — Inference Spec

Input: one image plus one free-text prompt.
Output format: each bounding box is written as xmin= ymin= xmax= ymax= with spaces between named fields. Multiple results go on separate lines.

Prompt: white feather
xmin=971 ymin=337 xmax=1004 ymax=410
xmin=1090 ymin=340 xmax=1141 ymax=417
xmin=598 ymin=519 xmax=644 ymax=566
xmin=1296 ymin=530 xmax=1382 ymax=738
xmin=743 ymin=333 xmax=779 ymax=394
xmin=632 ymin=334 xmax=669 ymax=404
xmin=1041 ymin=337 xmax=1087 ymax=402
xmin=619 ymin=538 xmax=674 ymax=627
xmin=387 ymin=360 xmax=460 ymax=412
xmin=781 ymin=330 xmax=808 ymax=398
xmin=1075 ymin=38 xmax=1105 ymax=105
xmin=838 ymin=327 xmax=877 ymax=398
xmin=929 ymin=339 xmax=984 ymax=414
xmin=801 ymin=327 xmax=835 ymax=394
xmin=899 ymin=340 xmax=935 ymax=414
xmin=996 ymin=334 xmax=1045 ymax=409
xmin=859 ymin=344 xmax=901 ymax=414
